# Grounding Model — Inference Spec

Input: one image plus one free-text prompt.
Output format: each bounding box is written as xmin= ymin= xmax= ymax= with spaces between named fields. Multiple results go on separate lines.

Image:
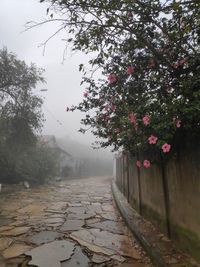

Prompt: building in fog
xmin=39 ymin=135 xmax=83 ymax=178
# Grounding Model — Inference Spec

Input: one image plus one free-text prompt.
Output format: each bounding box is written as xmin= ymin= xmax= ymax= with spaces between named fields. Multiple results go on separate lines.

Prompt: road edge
xmin=112 ymin=180 xmax=173 ymax=267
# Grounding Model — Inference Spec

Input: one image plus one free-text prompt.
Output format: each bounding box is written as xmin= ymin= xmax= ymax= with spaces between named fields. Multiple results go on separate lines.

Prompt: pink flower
xmin=111 ymin=103 xmax=116 ymax=112
xmin=173 ymin=59 xmax=187 ymax=69
xmin=127 ymin=11 xmax=133 ymax=18
xmin=127 ymin=66 xmax=135 ymax=75
xmin=136 ymin=160 xmax=142 ymax=168
xmin=104 ymin=104 xmax=109 ymax=111
xmin=129 ymin=113 xmax=136 ymax=124
xmin=180 ymin=17 xmax=185 ymax=29
xmin=143 ymin=115 xmax=150 ymax=125
xmin=176 ymin=120 xmax=181 ymax=128
xmin=179 ymin=59 xmax=186 ymax=66
xmin=148 ymin=135 xmax=158 ymax=144
xmin=143 ymin=160 xmax=151 ymax=168
xmin=162 ymin=143 xmax=171 ymax=153
xmin=108 ymin=74 xmax=117 ymax=84
xmin=173 ymin=117 xmax=181 ymax=128
xmin=83 ymin=90 xmax=88 ymax=97
xmin=104 ymin=115 xmax=110 ymax=121
xmin=172 ymin=63 xmax=179 ymax=69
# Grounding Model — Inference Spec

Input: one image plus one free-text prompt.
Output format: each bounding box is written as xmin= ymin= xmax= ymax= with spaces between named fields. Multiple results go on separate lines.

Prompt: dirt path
xmin=0 ymin=176 xmax=152 ymax=266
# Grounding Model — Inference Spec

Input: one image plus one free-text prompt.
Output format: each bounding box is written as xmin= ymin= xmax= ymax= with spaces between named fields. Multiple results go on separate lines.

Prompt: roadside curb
xmin=111 ymin=181 xmax=199 ymax=267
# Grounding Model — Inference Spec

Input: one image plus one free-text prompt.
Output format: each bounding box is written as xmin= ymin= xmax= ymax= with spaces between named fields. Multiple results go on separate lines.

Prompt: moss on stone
xmin=171 ymin=224 xmax=200 ymax=262
xmin=141 ymin=204 xmax=168 ymax=236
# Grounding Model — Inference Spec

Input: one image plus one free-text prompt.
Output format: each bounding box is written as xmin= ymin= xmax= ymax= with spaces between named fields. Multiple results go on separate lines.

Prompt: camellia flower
xmin=127 ymin=66 xmax=135 ymax=75
xmin=143 ymin=115 xmax=150 ymax=125
xmin=179 ymin=59 xmax=186 ymax=66
xmin=176 ymin=120 xmax=181 ymax=128
xmin=83 ymin=90 xmax=88 ymax=97
xmin=173 ymin=117 xmax=181 ymax=128
xmin=111 ymin=103 xmax=116 ymax=112
xmin=162 ymin=143 xmax=171 ymax=153
xmin=104 ymin=115 xmax=110 ymax=121
xmin=136 ymin=160 xmax=142 ymax=168
xmin=104 ymin=104 xmax=109 ymax=111
xmin=143 ymin=160 xmax=150 ymax=168
xmin=127 ymin=11 xmax=133 ymax=18
xmin=172 ymin=59 xmax=187 ymax=69
xmin=180 ymin=17 xmax=185 ymax=29
xmin=172 ymin=63 xmax=179 ymax=69
xmin=148 ymin=135 xmax=158 ymax=144
xmin=129 ymin=113 xmax=136 ymax=124
xmin=108 ymin=74 xmax=117 ymax=84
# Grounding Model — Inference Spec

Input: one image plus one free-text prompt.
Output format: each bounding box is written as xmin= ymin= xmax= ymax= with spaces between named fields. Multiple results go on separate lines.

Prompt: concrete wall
xmin=128 ymin=155 xmax=140 ymax=213
xmin=115 ymin=147 xmax=200 ymax=262
xmin=139 ymin=164 xmax=168 ymax=234
xmin=166 ymin=148 xmax=200 ymax=260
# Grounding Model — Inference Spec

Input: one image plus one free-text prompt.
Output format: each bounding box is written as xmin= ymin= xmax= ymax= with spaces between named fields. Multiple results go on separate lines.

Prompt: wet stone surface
xmin=60 ymin=220 xmax=85 ymax=231
xmin=0 ymin=216 xmax=14 ymax=227
xmin=0 ymin=176 xmax=152 ymax=266
xmin=88 ymin=220 xmax=125 ymax=234
xmin=61 ymin=246 xmax=90 ymax=267
xmin=25 ymin=240 xmax=75 ymax=267
xmin=28 ymin=231 xmax=63 ymax=245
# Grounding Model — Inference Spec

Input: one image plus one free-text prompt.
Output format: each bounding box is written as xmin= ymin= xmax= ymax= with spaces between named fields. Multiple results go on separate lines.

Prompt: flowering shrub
xmin=45 ymin=0 xmax=200 ymax=167
xmin=143 ymin=160 xmax=151 ymax=168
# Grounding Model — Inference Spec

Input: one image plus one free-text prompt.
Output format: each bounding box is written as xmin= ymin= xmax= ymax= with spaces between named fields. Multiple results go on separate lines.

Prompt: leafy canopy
xmin=38 ymin=0 xmax=200 ymax=163
xmin=0 ymin=48 xmax=58 ymax=182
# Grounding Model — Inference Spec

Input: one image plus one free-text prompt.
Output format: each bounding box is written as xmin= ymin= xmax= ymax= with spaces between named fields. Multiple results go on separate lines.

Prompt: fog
xmin=57 ymin=136 xmax=113 ymax=177
xmin=0 ymin=0 xmax=113 ymax=176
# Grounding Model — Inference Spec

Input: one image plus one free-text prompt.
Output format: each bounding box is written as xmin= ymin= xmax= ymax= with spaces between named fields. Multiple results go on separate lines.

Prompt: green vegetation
xmin=39 ymin=0 xmax=200 ymax=166
xmin=0 ymin=48 xmax=58 ymax=183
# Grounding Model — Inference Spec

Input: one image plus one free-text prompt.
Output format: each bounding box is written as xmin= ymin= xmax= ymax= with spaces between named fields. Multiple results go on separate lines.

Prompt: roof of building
xmin=38 ymin=135 xmax=72 ymax=157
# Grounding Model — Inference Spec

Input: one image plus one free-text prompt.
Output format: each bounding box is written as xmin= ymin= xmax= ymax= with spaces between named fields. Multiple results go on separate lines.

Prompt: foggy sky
xmin=0 ymin=0 xmax=99 ymax=145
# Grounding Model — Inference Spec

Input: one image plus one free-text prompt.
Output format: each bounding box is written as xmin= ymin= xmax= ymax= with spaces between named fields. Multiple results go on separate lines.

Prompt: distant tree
xmin=0 ymin=48 xmax=57 ymax=183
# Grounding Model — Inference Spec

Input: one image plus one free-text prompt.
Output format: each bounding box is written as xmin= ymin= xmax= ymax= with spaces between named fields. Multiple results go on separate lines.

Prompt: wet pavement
xmin=0 ymin=176 xmax=153 ymax=266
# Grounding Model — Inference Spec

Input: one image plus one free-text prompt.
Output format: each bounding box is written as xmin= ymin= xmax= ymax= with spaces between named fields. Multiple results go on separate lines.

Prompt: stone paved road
xmin=0 ymin=176 xmax=153 ymax=267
